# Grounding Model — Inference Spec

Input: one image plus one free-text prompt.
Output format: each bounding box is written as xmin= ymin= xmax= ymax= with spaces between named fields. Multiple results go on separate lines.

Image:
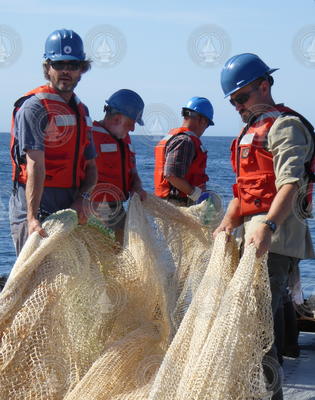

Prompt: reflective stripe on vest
xmin=91 ymin=121 xmax=134 ymax=202
xmin=54 ymin=114 xmax=76 ymax=126
xmin=231 ymin=105 xmax=314 ymax=217
xmin=10 ymin=85 xmax=91 ymax=188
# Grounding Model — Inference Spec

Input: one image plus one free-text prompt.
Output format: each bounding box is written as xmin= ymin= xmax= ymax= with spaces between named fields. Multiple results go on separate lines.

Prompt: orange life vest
xmin=154 ymin=127 xmax=208 ymax=198
xmin=10 ymin=85 xmax=92 ymax=188
xmin=231 ymin=105 xmax=315 ymax=216
xmin=91 ymin=121 xmax=135 ymax=202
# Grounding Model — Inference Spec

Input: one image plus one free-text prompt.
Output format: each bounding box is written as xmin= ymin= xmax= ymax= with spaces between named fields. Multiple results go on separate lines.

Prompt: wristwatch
xmin=263 ymin=220 xmax=277 ymax=233
xmin=80 ymin=192 xmax=91 ymax=200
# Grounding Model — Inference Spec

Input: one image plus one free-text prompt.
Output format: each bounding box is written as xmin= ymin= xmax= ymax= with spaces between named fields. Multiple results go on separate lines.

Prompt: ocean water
xmin=1 ymin=132 xmax=315 ymax=297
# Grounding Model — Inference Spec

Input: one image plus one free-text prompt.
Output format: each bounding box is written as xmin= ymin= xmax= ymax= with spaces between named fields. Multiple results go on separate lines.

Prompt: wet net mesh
xmin=0 ymin=194 xmax=273 ymax=400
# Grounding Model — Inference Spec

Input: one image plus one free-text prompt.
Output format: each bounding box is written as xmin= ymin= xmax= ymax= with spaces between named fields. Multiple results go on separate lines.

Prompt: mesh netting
xmin=0 ymin=194 xmax=273 ymax=400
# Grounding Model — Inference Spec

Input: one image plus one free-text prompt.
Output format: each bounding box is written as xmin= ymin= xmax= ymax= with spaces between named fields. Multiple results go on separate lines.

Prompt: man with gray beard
xmin=9 ymin=29 xmax=97 ymax=255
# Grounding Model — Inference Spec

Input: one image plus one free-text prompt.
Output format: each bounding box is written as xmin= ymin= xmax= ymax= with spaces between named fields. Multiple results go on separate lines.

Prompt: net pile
xmin=0 ymin=194 xmax=273 ymax=400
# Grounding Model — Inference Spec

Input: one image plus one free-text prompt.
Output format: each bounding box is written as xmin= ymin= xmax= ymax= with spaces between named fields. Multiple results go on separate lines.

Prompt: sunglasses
xmin=229 ymin=86 xmax=260 ymax=106
xmin=182 ymin=109 xmax=212 ymax=126
xmin=50 ymin=61 xmax=82 ymax=71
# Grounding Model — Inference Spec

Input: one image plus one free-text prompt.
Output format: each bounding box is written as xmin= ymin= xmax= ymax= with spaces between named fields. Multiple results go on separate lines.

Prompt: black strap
xmin=13 ymin=94 xmax=35 ymax=118
xmin=280 ymin=111 xmax=315 ymax=182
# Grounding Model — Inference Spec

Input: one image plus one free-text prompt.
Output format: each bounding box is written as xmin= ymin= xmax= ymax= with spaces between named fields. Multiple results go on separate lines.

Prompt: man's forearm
xmin=223 ymin=197 xmax=243 ymax=225
xmin=71 ymin=159 xmax=97 ymax=224
xmin=219 ymin=197 xmax=243 ymax=229
xmin=246 ymin=183 xmax=299 ymax=257
xmin=166 ymin=175 xmax=194 ymax=195
xmin=26 ymin=152 xmax=45 ymax=221
xmin=266 ymin=182 xmax=299 ymax=226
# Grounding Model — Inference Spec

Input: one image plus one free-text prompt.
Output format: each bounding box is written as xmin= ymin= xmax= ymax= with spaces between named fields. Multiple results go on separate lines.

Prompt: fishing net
xmin=0 ymin=194 xmax=273 ymax=400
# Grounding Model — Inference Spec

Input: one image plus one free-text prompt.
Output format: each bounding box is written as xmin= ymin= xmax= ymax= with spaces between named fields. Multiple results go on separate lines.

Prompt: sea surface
xmin=1 ymin=132 xmax=315 ymax=297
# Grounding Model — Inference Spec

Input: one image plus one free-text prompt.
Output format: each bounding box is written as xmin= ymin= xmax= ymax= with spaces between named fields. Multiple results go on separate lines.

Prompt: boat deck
xmin=283 ymin=332 xmax=315 ymax=399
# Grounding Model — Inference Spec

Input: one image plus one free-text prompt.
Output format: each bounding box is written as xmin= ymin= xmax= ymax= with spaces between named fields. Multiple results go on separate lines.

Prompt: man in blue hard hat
xmin=154 ymin=97 xmax=214 ymax=206
xmin=90 ymin=89 xmax=146 ymax=244
xmin=9 ymin=29 xmax=97 ymax=255
xmin=214 ymin=53 xmax=314 ymax=399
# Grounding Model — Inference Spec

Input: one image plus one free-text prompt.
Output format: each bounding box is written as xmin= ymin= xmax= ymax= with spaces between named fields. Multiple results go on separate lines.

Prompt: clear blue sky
xmin=1 ymin=0 xmax=315 ymax=135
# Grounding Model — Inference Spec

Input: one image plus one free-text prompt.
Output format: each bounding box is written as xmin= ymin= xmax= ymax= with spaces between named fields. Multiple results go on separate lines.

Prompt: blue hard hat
xmin=44 ymin=29 xmax=86 ymax=61
xmin=105 ymin=89 xmax=145 ymax=126
xmin=182 ymin=97 xmax=214 ymax=125
xmin=220 ymin=53 xmax=279 ymax=97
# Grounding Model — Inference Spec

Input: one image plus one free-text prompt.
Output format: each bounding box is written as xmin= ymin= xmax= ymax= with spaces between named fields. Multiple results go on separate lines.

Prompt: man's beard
xmin=52 ymin=75 xmax=81 ymax=93
xmin=239 ymin=109 xmax=254 ymax=123
xmin=240 ymin=103 xmax=270 ymax=124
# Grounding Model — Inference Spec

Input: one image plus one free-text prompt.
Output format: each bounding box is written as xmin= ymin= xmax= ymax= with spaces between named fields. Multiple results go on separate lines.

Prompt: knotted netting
xmin=0 ymin=194 xmax=273 ymax=400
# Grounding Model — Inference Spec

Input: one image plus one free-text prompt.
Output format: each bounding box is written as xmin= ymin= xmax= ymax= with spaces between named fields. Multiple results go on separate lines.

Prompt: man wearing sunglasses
xmin=214 ymin=53 xmax=314 ymax=399
xmin=9 ymin=29 xmax=97 ymax=255
xmin=154 ymin=97 xmax=214 ymax=206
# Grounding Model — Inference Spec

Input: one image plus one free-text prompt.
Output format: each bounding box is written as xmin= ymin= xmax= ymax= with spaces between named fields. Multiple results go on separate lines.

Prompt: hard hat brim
xmin=224 ymin=68 xmax=279 ymax=98
xmin=45 ymin=55 xmax=85 ymax=61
